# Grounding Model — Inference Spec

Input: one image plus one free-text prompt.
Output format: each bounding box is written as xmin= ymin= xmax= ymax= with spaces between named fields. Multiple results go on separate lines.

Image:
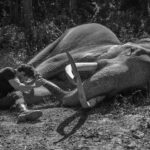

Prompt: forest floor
xmin=1 ymin=50 xmax=150 ymax=150
xmin=1 ymin=96 xmax=150 ymax=150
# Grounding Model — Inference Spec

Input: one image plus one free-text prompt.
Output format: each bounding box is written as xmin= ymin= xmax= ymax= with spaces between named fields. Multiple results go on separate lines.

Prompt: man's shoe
xmin=17 ymin=110 xmax=43 ymax=123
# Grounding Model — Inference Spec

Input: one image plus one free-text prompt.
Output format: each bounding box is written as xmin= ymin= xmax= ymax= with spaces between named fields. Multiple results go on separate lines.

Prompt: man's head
xmin=16 ymin=64 xmax=36 ymax=82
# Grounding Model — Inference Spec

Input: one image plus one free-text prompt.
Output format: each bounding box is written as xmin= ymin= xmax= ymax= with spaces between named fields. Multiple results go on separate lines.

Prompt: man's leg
xmin=0 ymin=93 xmax=17 ymax=109
xmin=0 ymin=91 xmax=42 ymax=123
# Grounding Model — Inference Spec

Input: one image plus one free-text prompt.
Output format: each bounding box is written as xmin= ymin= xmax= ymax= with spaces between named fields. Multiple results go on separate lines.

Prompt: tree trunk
xmin=22 ymin=0 xmax=33 ymax=28
xmin=147 ymin=0 xmax=150 ymax=16
xmin=10 ymin=0 xmax=20 ymax=24
xmin=22 ymin=0 xmax=33 ymax=55
xmin=145 ymin=0 xmax=150 ymax=33
xmin=69 ymin=0 xmax=77 ymax=13
xmin=55 ymin=0 xmax=61 ymax=9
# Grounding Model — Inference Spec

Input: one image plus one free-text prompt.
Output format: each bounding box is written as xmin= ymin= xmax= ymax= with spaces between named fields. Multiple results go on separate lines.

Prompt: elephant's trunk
xmin=42 ymin=79 xmax=68 ymax=100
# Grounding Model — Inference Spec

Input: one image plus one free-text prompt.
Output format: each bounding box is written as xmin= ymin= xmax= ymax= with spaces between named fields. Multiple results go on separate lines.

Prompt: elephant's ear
xmin=66 ymin=51 xmax=89 ymax=108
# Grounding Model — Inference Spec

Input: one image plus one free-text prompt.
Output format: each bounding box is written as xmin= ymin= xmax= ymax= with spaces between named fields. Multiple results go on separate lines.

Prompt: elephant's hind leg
xmin=87 ymin=95 xmax=106 ymax=108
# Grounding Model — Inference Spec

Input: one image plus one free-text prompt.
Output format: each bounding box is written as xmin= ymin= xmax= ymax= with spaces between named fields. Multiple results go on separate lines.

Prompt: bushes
xmin=0 ymin=25 xmax=25 ymax=51
xmin=25 ymin=20 xmax=62 ymax=57
xmin=0 ymin=0 xmax=150 ymax=67
xmin=0 ymin=20 xmax=62 ymax=65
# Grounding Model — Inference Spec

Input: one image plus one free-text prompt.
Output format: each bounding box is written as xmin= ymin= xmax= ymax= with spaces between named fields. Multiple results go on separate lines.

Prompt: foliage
xmin=0 ymin=2 xmax=150 ymax=148
xmin=0 ymin=20 xmax=62 ymax=65
xmin=0 ymin=0 xmax=149 ymax=65
xmin=25 ymin=20 xmax=62 ymax=58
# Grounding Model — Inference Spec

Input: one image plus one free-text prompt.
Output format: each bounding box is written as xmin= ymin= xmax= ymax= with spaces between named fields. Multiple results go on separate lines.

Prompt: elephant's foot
xmin=87 ymin=96 xmax=105 ymax=108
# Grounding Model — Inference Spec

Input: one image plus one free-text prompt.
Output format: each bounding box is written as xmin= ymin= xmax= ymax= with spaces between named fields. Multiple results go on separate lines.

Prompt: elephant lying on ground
xmin=24 ymin=23 xmax=150 ymax=108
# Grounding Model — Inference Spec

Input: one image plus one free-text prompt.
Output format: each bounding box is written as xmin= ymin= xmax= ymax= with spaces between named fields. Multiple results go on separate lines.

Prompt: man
xmin=0 ymin=64 xmax=43 ymax=123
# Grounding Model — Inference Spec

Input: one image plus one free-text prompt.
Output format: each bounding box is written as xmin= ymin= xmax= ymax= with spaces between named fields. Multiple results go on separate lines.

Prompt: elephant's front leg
xmin=86 ymin=95 xmax=106 ymax=108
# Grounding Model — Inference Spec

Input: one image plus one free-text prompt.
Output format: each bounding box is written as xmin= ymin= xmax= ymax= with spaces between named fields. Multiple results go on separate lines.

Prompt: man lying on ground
xmin=0 ymin=64 xmax=43 ymax=123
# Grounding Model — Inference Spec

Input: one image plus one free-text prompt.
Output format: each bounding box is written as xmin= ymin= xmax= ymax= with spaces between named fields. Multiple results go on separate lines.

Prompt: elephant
xmin=24 ymin=23 xmax=150 ymax=108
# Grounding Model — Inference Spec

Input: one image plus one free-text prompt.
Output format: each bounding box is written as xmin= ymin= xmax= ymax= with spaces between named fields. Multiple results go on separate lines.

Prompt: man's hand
xmin=35 ymin=73 xmax=42 ymax=80
xmin=35 ymin=78 xmax=45 ymax=87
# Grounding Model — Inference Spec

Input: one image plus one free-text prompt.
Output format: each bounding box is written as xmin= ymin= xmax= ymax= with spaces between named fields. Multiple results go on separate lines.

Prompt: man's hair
xmin=17 ymin=64 xmax=36 ymax=78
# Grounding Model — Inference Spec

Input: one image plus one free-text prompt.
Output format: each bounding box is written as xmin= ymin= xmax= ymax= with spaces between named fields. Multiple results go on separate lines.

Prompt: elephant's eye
xmin=130 ymin=47 xmax=137 ymax=53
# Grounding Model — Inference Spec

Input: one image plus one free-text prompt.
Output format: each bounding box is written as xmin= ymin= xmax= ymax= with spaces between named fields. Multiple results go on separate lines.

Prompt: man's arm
xmin=9 ymin=78 xmax=41 ymax=92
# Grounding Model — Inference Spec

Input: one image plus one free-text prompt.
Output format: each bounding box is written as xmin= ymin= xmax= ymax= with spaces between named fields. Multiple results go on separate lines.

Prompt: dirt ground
xmin=1 ymin=95 xmax=150 ymax=150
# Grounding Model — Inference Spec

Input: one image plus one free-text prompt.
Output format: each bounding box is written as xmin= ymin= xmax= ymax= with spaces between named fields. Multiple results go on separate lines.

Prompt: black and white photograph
xmin=0 ymin=0 xmax=150 ymax=149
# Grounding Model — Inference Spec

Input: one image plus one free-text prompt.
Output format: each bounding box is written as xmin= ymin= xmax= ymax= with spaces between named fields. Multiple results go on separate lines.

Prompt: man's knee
xmin=0 ymin=91 xmax=24 ymax=109
xmin=9 ymin=91 xmax=23 ymax=99
xmin=8 ymin=91 xmax=25 ymax=104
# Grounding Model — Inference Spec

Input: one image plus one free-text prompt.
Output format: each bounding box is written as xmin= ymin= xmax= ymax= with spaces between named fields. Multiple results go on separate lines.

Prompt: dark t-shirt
xmin=0 ymin=67 xmax=16 ymax=98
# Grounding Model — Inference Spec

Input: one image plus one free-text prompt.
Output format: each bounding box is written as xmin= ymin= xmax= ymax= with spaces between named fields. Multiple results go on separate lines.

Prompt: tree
xmin=10 ymin=0 xmax=21 ymax=24
xmin=120 ymin=0 xmax=150 ymax=16
xmin=147 ymin=0 xmax=150 ymax=16
xmin=69 ymin=0 xmax=77 ymax=13
xmin=22 ymin=0 xmax=33 ymax=28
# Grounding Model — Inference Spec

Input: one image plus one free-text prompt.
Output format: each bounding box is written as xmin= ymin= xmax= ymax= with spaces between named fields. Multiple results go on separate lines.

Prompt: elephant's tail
xmin=42 ymin=79 xmax=68 ymax=100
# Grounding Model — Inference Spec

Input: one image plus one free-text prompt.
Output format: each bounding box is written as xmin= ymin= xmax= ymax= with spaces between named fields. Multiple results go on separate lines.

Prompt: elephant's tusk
xmin=66 ymin=52 xmax=90 ymax=108
xmin=65 ymin=62 xmax=97 ymax=86
xmin=65 ymin=64 xmax=77 ymax=85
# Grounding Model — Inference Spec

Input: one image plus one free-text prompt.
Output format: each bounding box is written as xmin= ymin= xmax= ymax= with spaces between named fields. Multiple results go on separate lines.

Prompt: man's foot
xmin=17 ymin=110 xmax=43 ymax=123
